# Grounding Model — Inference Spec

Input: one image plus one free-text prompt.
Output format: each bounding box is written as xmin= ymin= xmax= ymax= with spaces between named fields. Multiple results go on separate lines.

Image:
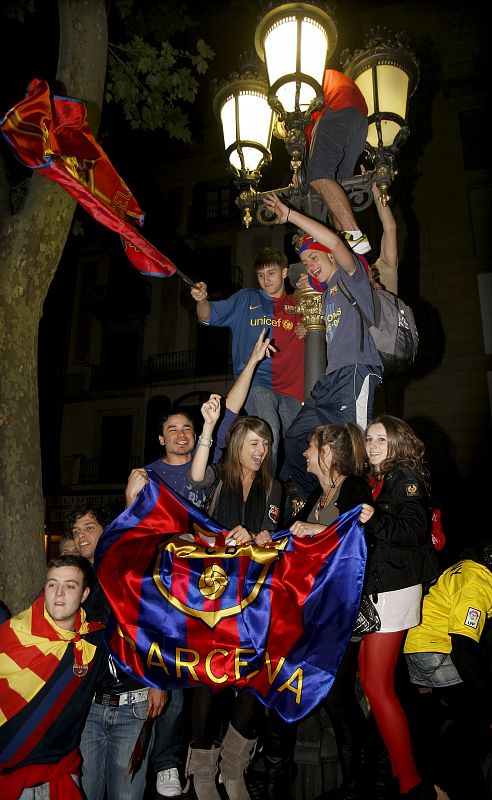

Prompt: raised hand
xmin=263 ymin=193 xmax=290 ymax=225
xmin=200 ymin=393 xmax=221 ymax=426
xmin=250 ymin=328 xmax=276 ymax=363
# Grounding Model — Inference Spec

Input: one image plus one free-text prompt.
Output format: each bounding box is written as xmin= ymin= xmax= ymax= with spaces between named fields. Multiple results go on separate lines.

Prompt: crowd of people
xmin=1 ymin=69 xmax=491 ymax=800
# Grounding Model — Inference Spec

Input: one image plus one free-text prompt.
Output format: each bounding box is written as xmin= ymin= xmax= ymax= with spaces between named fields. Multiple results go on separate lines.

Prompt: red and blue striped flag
xmin=96 ymin=471 xmax=366 ymax=722
xmin=0 ymin=78 xmax=176 ymax=279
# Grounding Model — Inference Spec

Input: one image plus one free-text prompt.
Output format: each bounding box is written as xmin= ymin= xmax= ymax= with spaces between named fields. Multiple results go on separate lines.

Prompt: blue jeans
xmin=152 ymin=690 xmax=187 ymax=772
xmin=245 ymin=386 xmax=302 ymax=476
xmin=284 ymin=365 xmax=382 ymax=500
xmin=80 ymin=700 xmax=154 ymax=800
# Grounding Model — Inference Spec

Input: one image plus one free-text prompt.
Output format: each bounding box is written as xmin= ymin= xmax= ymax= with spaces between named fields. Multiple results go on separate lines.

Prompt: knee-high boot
xmin=338 ymin=743 xmax=364 ymax=799
xmin=219 ymin=723 xmax=257 ymax=800
xmin=185 ymin=743 xmax=222 ymax=800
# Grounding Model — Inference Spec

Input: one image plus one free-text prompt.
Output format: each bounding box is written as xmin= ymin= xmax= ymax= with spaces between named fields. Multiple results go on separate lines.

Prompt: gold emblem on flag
xmin=153 ymin=533 xmax=288 ymax=629
xmin=199 ymin=565 xmax=228 ymax=599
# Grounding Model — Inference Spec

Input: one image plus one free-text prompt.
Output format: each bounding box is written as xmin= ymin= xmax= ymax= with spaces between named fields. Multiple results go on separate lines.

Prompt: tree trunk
xmin=0 ymin=0 xmax=107 ymax=614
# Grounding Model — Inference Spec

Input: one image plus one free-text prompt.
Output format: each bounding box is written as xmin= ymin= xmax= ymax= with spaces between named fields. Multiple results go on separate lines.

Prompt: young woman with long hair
xmin=257 ymin=421 xmax=374 ymax=800
xmin=359 ymin=415 xmax=440 ymax=800
xmin=184 ymin=403 xmax=282 ymax=800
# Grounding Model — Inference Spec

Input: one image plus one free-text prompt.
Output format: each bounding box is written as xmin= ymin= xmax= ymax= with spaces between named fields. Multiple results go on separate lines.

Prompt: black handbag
xmin=352 ymin=593 xmax=381 ymax=637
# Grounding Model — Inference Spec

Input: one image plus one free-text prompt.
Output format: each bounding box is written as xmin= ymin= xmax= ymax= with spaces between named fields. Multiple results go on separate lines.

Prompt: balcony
xmin=144 ymin=350 xmax=197 ymax=382
xmin=86 ymin=347 xmax=232 ymax=392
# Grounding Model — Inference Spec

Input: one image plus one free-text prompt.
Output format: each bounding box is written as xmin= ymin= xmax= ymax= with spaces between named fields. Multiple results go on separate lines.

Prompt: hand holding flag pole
xmin=0 ymin=78 xmax=197 ymax=287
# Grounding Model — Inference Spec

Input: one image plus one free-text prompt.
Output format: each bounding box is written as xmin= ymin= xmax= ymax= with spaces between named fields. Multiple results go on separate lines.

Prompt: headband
xmin=295 ymin=234 xmax=332 ymax=255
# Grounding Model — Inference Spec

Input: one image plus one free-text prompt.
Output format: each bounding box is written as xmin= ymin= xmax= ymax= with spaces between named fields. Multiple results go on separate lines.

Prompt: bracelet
xmin=286 ymin=208 xmax=291 ymax=223
xmin=197 ymin=435 xmax=213 ymax=448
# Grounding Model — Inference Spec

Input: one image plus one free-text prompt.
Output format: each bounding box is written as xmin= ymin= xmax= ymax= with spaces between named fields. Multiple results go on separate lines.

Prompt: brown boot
xmin=185 ymin=743 xmax=221 ymax=800
xmin=219 ymin=723 xmax=257 ymax=800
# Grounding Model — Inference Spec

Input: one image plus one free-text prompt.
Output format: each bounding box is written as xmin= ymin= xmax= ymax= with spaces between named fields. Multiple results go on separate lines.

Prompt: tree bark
xmin=0 ymin=0 xmax=107 ymax=614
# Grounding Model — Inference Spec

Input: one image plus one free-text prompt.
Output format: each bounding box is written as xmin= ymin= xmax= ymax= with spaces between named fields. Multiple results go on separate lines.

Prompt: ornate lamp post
xmin=254 ymin=1 xmax=337 ymax=200
xmin=340 ymin=28 xmax=419 ymax=210
xmin=214 ymin=5 xmax=419 ymax=223
xmin=212 ymin=6 xmax=419 ymax=403
xmin=212 ymin=60 xmax=276 ymax=228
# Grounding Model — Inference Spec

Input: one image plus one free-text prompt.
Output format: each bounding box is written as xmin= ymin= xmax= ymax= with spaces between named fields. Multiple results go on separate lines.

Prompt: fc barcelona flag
xmin=96 ymin=471 xmax=366 ymax=723
xmin=0 ymin=78 xmax=177 ymax=279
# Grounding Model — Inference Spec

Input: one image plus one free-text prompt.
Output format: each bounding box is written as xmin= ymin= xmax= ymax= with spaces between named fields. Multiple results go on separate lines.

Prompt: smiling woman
xmin=358 ymin=414 xmax=440 ymax=798
xmin=184 ymin=402 xmax=282 ymax=800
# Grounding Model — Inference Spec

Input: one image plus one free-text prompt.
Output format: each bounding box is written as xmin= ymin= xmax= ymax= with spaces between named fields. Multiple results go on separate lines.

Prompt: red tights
xmin=359 ymin=630 xmax=421 ymax=794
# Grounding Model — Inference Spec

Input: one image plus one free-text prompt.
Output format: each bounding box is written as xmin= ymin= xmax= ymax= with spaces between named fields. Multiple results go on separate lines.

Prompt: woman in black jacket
xmin=359 ymin=415 xmax=440 ymax=800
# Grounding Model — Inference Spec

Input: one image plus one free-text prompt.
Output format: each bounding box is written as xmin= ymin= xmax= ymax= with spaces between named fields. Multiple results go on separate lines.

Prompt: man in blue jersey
xmin=191 ymin=247 xmax=305 ymax=475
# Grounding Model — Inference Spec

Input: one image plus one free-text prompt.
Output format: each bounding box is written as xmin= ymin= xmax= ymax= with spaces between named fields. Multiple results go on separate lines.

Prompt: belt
xmin=92 ymin=687 xmax=149 ymax=707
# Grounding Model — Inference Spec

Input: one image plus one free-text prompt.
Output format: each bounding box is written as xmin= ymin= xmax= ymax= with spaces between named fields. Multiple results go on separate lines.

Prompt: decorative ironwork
xmin=294 ymin=286 xmax=325 ymax=330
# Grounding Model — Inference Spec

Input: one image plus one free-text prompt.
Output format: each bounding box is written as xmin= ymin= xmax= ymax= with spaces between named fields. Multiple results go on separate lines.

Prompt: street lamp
xmin=340 ymin=27 xmax=419 ymax=208
xmin=214 ymin=6 xmax=418 ymax=225
xmin=212 ymin=58 xmax=276 ymax=228
xmin=254 ymin=1 xmax=337 ymax=203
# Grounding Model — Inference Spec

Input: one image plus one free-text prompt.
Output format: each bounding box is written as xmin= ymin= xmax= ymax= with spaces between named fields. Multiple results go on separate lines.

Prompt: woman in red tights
xmin=359 ymin=415 xmax=439 ymax=799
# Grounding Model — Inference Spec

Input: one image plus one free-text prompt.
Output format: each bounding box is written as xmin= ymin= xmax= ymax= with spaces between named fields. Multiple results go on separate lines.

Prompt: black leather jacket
xmin=363 ymin=464 xmax=440 ymax=595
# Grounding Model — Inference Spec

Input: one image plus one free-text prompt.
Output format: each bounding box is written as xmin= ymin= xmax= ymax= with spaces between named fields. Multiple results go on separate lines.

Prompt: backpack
xmin=337 ymin=278 xmax=419 ymax=377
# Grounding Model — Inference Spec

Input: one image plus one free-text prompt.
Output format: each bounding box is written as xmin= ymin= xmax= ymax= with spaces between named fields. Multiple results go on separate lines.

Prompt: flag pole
xmin=174 ymin=267 xmax=198 ymax=289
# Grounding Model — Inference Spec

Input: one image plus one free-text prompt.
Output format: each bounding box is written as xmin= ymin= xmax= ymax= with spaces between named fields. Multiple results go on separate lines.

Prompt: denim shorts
xmin=405 ymin=651 xmax=463 ymax=688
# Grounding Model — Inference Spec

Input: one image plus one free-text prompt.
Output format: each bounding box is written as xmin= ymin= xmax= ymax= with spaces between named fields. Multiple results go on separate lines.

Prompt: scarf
xmin=0 ymin=593 xmax=103 ymax=726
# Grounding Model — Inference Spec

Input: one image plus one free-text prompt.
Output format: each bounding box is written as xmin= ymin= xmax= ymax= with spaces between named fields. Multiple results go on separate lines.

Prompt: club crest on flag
xmin=153 ymin=532 xmax=289 ymax=629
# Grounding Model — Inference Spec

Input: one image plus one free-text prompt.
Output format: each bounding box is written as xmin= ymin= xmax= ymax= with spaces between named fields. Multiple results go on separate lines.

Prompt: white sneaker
xmin=341 ymin=231 xmax=372 ymax=254
xmin=156 ymin=767 xmax=183 ymax=797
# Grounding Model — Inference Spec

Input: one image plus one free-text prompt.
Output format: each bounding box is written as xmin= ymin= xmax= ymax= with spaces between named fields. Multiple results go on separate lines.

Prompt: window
xmin=191 ymin=180 xmax=236 ymax=231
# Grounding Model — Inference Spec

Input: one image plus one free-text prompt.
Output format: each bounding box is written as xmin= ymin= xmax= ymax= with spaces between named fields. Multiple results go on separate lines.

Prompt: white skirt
xmin=372 ymin=584 xmax=423 ymax=633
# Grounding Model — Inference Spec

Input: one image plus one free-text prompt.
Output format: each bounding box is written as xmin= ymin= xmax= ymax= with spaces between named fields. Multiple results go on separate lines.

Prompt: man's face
xmin=159 ymin=414 xmax=195 ymax=462
xmin=44 ymin=566 xmax=89 ymax=630
xmin=256 ymin=264 xmax=287 ymax=298
xmin=300 ymin=249 xmax=336 ymax=283
xmin=59 ymin=538 xmax=79 ymax=557
xmin=72 ymin=513 xmax=104 ymax=563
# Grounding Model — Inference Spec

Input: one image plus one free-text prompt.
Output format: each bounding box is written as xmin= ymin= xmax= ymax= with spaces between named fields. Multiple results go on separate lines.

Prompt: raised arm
xmin=225 ymin=329 xmax=275 ymax=413
xmin=372 ymin=183 xmax=398 ymax=275
xmin=263 ymin=192 xmax=355 ymax=274
xmin=190 ymin=281 xmax=211 ymax=323
xmin=190 ymin=395 xmax=221 ymax=482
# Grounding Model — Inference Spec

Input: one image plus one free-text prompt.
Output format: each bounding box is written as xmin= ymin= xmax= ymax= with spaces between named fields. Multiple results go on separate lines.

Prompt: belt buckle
xmin=109 ymin=693 xmax=121 ymax=707
xmin=94 ymin=691 xmax=121 ymax=706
